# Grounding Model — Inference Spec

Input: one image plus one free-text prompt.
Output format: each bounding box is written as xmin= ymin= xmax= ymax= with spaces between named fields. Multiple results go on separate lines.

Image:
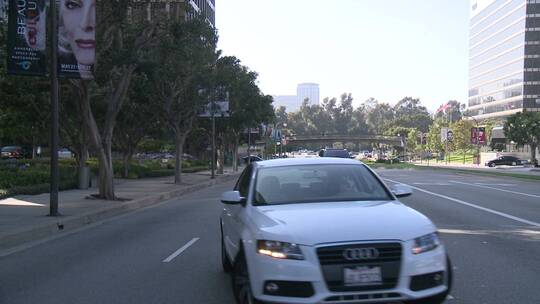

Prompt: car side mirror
xmin=221 ymin=191 xmax=245 ymax=205
xmin=391 ymin=184 xmax=413 ymax=198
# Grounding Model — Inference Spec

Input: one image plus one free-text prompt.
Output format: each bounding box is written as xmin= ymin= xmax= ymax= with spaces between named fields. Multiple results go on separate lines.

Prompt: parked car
xmin=318 ymin=148 xmax=350 ymax=158
xmin=220 ymin=158 xmax=452 ymax=304
xmin=58 ymin=148 xmax=73 ymax=159
xmin=1 ymin=146 xmax=31 ymax=159
xmin=485 ymin=156 xmax=522 ymax=167
xmin=242 ymin=155 xmax=263 ymax=164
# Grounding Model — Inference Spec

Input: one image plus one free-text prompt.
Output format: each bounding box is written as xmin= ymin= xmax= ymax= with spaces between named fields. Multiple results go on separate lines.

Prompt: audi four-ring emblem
xmin=343 ymin=248 xmax=380 ymax=260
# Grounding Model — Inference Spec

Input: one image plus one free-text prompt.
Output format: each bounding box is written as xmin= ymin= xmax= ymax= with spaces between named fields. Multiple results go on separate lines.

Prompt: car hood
xmin=250 ymin=201 xmax=435 ymax=246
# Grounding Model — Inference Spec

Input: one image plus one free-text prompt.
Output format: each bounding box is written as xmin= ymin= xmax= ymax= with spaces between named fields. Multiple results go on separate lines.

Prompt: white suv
xmin=220 ymin=158 xmax=451 ymax=304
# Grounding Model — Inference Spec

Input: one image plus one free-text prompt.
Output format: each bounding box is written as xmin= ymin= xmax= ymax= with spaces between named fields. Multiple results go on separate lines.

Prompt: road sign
xmin=198 ymin=101 xmax=230 ymax=117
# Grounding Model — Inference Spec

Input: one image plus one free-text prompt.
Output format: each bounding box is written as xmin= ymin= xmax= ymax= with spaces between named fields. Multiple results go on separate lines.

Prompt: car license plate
xmin=344 ymin=266 xmax=382 ymax=286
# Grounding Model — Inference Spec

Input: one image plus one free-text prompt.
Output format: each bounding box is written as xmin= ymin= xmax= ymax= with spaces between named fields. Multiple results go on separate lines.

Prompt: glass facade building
xmin=468 ymin=0 xmax=540 ymax=120
xmin=297 ymin=83 xmax=320 ymax=106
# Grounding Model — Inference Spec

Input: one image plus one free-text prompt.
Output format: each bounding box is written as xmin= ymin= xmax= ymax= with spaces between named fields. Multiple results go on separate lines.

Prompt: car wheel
xmin=221 ymin=228 xmax=233 ymax=273
xmin=489 ymin=163 xmax=496 ymax=167
xmin=404 ymin=255 xmax=453 ymax=304
xmin=232 ymin=253 xmax=263 ymax=304
xmin=512 ymin=162 xmax=517 ymax=166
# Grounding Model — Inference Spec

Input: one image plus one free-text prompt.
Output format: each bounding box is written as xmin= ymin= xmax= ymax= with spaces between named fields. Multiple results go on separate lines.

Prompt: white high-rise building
xmin=297 ymin=83 xmax=320 ymax=106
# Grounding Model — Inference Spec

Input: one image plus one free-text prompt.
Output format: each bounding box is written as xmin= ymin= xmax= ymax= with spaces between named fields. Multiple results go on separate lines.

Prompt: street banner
xmin=471 ymin=127 xmax=487 ymax=145
xmin=471 ymin=127 xmax=478 ymax=145
xmin=57 ymin=0 xmax=95 ymax=79
xmin=478 ymin=127 xmax=486 ymax=144
xmin=7 ymin=0 xmax=48 ymax=76
xmin=441 ymin=128 xmax=453 ymax=142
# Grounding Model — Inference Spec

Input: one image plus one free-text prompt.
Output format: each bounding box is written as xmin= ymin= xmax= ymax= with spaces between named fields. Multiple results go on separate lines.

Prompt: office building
xmin=297 ymin=83 xmax=320 ymax=106
xmin=468 ymin=0 xmax=540 ymax=120
xmin=273 ymin=95 xmax=300 ymax=112
xmin=130 ymin=0 xmax=215 ymax=27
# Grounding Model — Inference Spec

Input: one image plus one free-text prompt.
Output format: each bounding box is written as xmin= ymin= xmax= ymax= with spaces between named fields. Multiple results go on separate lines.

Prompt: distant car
xmin=1 ymin=146 xmax=31 ymax=159
xmin=485 ymin=156 xmax=522 ymax=167
xmin=319 ymin=148 xmax=350 ymax=158
xmin=242 ymin=155 xmax=263 ymax=164
xmin=58 ymin=148 xmax=73 ymax=159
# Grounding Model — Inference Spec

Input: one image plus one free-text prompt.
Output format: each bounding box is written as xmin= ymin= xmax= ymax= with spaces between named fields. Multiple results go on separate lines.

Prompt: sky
xmin=216 ymin=0 xmax=471 ymax=112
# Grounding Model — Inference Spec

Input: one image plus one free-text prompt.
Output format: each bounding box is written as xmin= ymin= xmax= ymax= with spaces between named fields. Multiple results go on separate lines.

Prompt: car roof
xmin=253 ymin=157 xmax=364 ymax=168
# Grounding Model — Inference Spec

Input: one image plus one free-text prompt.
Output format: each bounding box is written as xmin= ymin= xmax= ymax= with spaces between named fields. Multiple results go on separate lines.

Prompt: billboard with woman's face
xmin=58 ymin=0 xmax=95 ymax=79
xmin=7 ymin=0 xmax=48 ymax=76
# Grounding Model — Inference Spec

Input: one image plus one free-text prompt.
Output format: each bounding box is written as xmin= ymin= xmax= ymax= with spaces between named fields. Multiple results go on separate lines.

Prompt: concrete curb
xmin=0 ymin=174 xmax=238 ymax=254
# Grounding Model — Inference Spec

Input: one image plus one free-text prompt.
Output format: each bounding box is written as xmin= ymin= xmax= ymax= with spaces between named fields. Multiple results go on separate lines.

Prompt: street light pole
xmin=49 ymin=0 xmax=60 ymax=216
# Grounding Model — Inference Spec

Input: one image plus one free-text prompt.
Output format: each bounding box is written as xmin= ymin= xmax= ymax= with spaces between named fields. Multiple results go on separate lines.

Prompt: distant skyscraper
xmin=297 ymin=83 xmax=320 ymax=106
xmin=273 ymin=95 xmax=300 ymax=112
xmin=468 ymin=0 xmax=540 ymax=120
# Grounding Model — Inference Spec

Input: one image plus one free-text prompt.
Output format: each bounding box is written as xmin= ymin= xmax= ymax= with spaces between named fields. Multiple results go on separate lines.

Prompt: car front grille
xmin=317 ymin=242 xmax=402 ymax=292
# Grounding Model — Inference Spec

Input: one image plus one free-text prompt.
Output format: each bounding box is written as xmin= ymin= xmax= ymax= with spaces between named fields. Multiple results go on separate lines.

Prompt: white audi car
xmin=220 ymin=158 xmax=451 ymax=304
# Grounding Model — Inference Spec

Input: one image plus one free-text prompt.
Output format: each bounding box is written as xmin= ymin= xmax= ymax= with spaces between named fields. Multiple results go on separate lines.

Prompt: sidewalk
xmin=0 ymin=168 xmax=241 ymax=256
xmin=411 ymin=161 xmax=540 ymax=176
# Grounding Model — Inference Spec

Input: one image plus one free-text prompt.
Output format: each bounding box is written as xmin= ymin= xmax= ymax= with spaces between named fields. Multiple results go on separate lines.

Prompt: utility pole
xmin=211 ymin=98 xmax=215 ymax=179
xmin=49 ymin=0 xmax=60 ymax=216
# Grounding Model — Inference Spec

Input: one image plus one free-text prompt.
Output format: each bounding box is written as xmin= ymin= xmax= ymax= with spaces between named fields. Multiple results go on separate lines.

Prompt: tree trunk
xmin=233 ymin=134 xmax=239 ymax=172
xmin=123 ymin=151 xmax=131 ymax=178
xmin=217 ymin=143 xmax=224 ymax=175
xmin=174 ymin=133 xmax=187 ymax=184
xmin=96 ymin=145 xmax=115 ymax=199
xmin=531 ymin=143 xmax=538 ymax=167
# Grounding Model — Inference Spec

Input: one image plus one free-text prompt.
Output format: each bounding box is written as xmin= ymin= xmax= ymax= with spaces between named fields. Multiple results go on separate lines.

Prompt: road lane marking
xmin=162 ymin=238 xmax=200 ymax=263
xmin=413 ymin=182 xmax=453 ymax=186
xmin=384 ymin=178 xmax=540 ymax=228
xmin=449 ymin=181 xmax=540 ymax=199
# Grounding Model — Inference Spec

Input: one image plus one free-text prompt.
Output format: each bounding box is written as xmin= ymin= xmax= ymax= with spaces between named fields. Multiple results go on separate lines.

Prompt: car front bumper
xmin=245 ymin=241 xmax=449 ymax=304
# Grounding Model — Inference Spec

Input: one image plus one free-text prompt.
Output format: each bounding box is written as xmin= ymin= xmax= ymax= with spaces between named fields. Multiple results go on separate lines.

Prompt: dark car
xmin=1 ymin=146 xmax=31 ymax=159
xmin=485 ymin=156 xmax=522 ymax=167
xmin=318 ymin=148 xmax=351 ymax=158
xmin=242 ymin=155 xmax=263 ymax=164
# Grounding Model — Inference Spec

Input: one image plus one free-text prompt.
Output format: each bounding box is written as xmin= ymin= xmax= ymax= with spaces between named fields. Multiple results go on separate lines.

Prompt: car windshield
xmin=253 ymin=164 xmax=392 ymax=205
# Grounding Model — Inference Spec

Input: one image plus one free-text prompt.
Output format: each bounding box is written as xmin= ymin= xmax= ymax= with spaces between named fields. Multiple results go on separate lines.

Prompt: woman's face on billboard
xmin=61 ymin=0 xmax=96 ymax=66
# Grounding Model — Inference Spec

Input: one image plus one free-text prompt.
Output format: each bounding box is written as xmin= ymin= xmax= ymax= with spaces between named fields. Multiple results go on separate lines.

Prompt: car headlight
xmin=412 ymin=232 xmax=440 ymax=254
xmin=257 ymin=240 xmax=305 ymax=260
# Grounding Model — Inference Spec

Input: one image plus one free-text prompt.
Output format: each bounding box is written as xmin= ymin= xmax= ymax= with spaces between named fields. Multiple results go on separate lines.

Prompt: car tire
xmin=232 ymin=253 xmax=263 ymax=304
xmin=512 ymin=162 xmax=517 ymax=166
xmin=404 ymin=255 xmax=453 ymax=304
xmin=220 ymin=223 xmax=233 ymax=273
xmin=489 ymin=163 xmax=496 ymax=167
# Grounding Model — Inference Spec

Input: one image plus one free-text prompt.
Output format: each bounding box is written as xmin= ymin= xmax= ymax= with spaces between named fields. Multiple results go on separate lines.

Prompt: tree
xmin=74 ymin=1 xmax=158 ymax=199
xmin=450 ymin=119 xmax=475 ymax=163
xmin=212 ymin=56 xmax=274 ymax=172
xmin=153 ymin=17 xmax=217 ymax=184
xmin=504 ymin=111 xmax=540 ymax=166
xmin=114 ymin=72 xmax=161 ymax=178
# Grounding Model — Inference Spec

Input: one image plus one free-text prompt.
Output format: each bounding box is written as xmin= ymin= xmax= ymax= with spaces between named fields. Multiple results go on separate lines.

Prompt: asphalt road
xmin=0 ymin=168 xmax=539 ymax=304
